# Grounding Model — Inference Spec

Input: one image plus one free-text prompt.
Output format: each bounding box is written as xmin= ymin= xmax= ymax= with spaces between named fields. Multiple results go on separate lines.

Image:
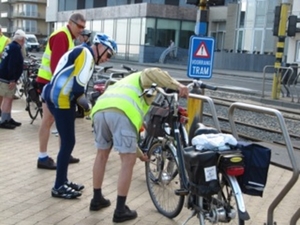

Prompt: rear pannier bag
xmin=183 ymin=147 xmax=220 ymax=196
xmin=237 ymin=142 xmax=271 ymax=197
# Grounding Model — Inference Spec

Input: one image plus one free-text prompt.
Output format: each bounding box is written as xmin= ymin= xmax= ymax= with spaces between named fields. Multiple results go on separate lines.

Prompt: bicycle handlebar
xmin=121 ymin=64 xmax=138 ymax=73
xmin=187 ymin=80 xmax=218 ymax=91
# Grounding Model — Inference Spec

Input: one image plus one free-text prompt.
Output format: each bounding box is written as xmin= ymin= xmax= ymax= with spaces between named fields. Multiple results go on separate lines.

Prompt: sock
xmin=1 ymin=112 xmax=9 ymax=123
xmin=93 ymin=188 xmax=102 ymax=200
xmin=38 ymin=152 xmax=48 ymax=160
xmin=116 ymin=195 xmax=126 ymax=211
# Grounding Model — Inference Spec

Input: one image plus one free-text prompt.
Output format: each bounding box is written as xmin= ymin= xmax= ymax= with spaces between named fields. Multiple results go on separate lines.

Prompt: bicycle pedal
xmin=175 ymin=188 xmax=189 ymax=196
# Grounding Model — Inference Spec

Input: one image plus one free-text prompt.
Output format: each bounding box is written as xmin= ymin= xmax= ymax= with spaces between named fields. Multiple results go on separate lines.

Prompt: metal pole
xmin=271 ymin=3 xmax=290 ymax=99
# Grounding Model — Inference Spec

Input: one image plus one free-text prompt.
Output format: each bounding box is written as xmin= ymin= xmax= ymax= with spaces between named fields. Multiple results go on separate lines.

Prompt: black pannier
xmin=28 ymin=79 xmax=40 ymax=104
xmin=237 ymin=142 xmax=271 ymax=197
xmin=146 ymin=106 xmax=170 ymax=138
xmin=183 ymin=146 xmax=220 ymax=196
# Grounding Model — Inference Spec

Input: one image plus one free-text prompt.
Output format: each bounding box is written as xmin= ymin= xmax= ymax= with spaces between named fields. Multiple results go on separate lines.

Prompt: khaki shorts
xmin=0 ymin=81 xmax=16 ymax=98
xmin=93 ymin=110 xmax=137 ymax=154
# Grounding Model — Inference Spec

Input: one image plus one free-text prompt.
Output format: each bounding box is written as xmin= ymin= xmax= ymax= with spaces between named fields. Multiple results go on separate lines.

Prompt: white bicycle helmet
xmin=93 ymin=33 xmax=117 ymax=55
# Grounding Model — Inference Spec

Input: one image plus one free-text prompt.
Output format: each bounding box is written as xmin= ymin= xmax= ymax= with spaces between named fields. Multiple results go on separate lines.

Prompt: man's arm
xmin=49 ymin=32 xmax=70 ymax=73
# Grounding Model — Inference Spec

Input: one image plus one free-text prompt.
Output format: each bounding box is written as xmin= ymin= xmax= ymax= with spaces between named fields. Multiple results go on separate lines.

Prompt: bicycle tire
xmin=145 ymin=141 xmax=184 ymax=218
xmin=199 ymin=173 xmax=245 ymax=225
xmin=27 ymin=98 xmax=41 ymax=122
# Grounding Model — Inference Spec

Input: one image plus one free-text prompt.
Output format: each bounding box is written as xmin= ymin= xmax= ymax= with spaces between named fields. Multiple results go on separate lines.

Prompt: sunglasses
xmin=71 ymin=19 xmax=85 ymax=29
xmin=106 ymin=51 xmax=112 ymax=59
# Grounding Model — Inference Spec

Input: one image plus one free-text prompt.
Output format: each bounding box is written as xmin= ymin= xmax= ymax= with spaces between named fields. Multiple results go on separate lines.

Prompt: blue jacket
xmin=0 ymin=41 xmax=24 ymax=83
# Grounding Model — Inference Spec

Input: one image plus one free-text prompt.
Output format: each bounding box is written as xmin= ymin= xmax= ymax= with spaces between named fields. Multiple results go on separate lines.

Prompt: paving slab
xmin=0 ymin=99 xmax=300 ymax=225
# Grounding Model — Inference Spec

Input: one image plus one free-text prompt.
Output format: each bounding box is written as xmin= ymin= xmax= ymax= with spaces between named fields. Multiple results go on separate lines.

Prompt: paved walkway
xmin=1 ymin=98 xmax=300 ymax=225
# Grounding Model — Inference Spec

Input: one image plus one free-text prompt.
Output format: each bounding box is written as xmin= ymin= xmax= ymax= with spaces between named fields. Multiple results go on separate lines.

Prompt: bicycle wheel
xmin=16 ymin=78 xmax=25 ymax=98
xmin=199 ymin=173 xmax=246 ymax=225
xmin=145 ymin=141 xmax=184 ymax=218
xmin=27 ymin=98 xmax=41 ymax=122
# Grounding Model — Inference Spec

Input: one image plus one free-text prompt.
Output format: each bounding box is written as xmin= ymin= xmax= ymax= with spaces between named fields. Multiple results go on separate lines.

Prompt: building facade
xmin=0 ymin=0 xmax=47 ymax=39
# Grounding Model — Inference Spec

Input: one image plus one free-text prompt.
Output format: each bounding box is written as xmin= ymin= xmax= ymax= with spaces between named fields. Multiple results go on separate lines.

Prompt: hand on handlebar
xmin=178 ymin=84 xmax=189 ymax=98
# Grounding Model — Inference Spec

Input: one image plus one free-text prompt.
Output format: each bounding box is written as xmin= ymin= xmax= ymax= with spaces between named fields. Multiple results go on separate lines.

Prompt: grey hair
xmin=13 ymin=34 xmax=25 ymax=41
xmin=69 ymin=13 xmax=86 ymax=23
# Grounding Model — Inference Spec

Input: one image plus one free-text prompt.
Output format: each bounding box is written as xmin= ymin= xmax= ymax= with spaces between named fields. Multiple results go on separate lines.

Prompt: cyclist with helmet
xmin=79 ymin=29 xmax=92 ymax=46
xmin=41 ymin=33 xmax=117 ymax=199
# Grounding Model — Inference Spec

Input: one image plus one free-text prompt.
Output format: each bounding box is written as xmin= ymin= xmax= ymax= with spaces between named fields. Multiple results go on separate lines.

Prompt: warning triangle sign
xmin=194 ymin=41 xmax=210 ymax=58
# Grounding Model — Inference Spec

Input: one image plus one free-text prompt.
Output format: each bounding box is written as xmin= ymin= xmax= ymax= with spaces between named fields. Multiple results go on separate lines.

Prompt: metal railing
xmin=228 ymin=102 xmax=299 ymax=225
xmin=188 ymin=93 xmax=221 ymax=131
xmin=262 ymin=65 xmax=300 ymax=103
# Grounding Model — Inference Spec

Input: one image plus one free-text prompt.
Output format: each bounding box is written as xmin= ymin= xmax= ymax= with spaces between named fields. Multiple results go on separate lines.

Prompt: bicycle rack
xmin=262 ymin=65 xmax=294 ymax=99
xmin=188 ymin=93 xmax=221 ymax=131
xmin=262 ymin=65 xmax=300 ymax=103
xmin=228 ymin=102 xmax=300 ymax=225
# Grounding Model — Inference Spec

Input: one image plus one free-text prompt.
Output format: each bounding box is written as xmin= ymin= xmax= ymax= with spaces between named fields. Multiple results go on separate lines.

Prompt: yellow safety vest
xmin=38 ymin=26 xmax=74 ymax=81
xmin=0 ymin=35 xmax=9 ymax=62
xmin=91 ymin=72 xmax=150 ymax=133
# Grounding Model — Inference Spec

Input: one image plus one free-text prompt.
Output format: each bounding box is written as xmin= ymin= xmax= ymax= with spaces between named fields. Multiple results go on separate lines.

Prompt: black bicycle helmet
xmin=81 ymin=29 xmax=92 ymax=37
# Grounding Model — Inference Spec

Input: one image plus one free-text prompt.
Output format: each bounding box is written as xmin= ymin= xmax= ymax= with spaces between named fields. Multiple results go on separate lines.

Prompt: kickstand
xmin=182 ymin=210 xmax=196 ymax=225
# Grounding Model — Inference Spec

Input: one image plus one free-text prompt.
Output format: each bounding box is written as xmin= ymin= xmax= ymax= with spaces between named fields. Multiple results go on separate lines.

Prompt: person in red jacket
xmin=36 ymin=13 xmax=86 ymax=170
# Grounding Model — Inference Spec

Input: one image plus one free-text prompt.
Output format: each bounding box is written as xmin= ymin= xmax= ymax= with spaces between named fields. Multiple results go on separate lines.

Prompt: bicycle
xmin=16 ymin=54 xmax=40 ymax=98
xmin=26 ymin=75 xmax=43 ymax=124
xmin=140 ymin=80 xmax=250 ymax=225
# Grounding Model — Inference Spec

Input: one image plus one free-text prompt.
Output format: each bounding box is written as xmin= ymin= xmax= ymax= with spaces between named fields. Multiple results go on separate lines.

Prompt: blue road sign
xmin=187 ymin=36 xmax=215 ymax=79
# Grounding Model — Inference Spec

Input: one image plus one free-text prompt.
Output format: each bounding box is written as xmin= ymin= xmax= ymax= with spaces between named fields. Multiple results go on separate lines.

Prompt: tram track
xmin=195 ymin=94 xmax=300 ymax=151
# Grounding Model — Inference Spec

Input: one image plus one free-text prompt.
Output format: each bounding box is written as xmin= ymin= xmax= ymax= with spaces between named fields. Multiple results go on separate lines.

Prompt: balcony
xmin=7 ymin=26 xmax=41 ymax=34
xmin=1 ymin=0 xmax=46 ymax=4
xmin=1 ymin=12 xmax=45 ymax=20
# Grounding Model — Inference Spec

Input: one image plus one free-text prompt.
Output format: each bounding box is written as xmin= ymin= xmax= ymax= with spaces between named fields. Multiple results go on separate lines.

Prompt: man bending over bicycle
xmin=90 ymin=67 xmax=189 ymax=223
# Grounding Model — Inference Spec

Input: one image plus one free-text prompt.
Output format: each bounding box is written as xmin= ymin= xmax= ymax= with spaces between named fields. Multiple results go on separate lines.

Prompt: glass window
xmin=58 ymin=1 xmax=65 ymax=11
xmin=156 ymin=19 xmax=180 ymax=48
xmin=23 ymin=4 xmax=38 ymax=17
xmin=128 ymin=45 xmax=140 ymax=61
xmin=253 ymin=29 xmax=263 ymax=53
xmin=244 ymin=1 xmax=255 ymax=28
xmin=179 ymin=21 xmax=195 ymax=49
xmin=94 ymin=0 xmax=107 ymax=7
xmin=23 ymin=20 xmax=37 ymax=33
xmin=116 ymin=19 xmax=128 ymax=44
xmin=92 ymin=20 xmax=102 ymax=32
xmin=141 ymin=18 xmax=146 ymax=45
xmin=243 ymin=28 xmax=253 ymax=52
xmin=264 ymin=29 xmax=274 ymax=54
xmin=129 ymin=18 xmax=141 ymax=45
xmin=103 ymin=19 xmax=114 ymax=38
xmin=77 ymin=0 xmax=85 ymax=9
xmin=236 ymin=29 xmax=243 ymax=52
xmin=165 ymin=0 xmax=179 ymax=6
xmin=144 ymin=18 xmax=155 ymax=46
xmin=86 ymin=0 xmax=93 ymax=8
xmin=296 ymin=41 xmax=300 ymax=62
xmin=65 ymin=0 xmax=76 ymax=10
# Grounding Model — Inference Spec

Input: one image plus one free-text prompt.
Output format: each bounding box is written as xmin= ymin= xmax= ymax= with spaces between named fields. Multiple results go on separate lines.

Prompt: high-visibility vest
xmin=91 ymin=72 xmax=150 ymax=133
xmin=37 ymin=26 xmax=74 ymax=81
xmin=0 ymin=35 xmax=9 ymax=62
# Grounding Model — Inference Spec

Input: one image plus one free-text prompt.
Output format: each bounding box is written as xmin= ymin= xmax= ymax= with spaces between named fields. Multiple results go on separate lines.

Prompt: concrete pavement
xmin=1 ymin=98 xmax=300 ymax=225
